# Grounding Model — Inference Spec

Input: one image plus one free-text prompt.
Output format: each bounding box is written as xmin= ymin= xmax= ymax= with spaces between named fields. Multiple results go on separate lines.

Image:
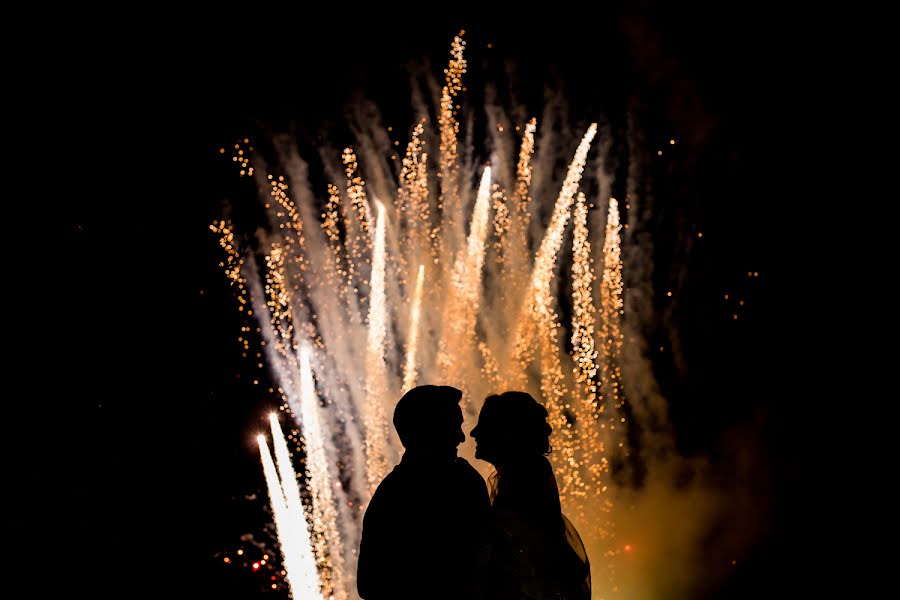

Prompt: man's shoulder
xmin=369 ymin=465 xmax=410 ymax=499
xmin=379 ymin=463 xmax=414 ymax=487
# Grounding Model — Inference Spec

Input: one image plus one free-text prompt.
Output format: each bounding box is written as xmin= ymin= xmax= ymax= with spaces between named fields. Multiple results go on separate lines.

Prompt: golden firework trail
xmin=437 ymin=167 xmax=493 ymax=389
xmin=599 ymin=197 xmax=625 ymax=437
xmin=571 ymin=192 xmax=601 ymax=496
xmin=296 ymin=349 xmax=348 ymax=600
xmin=436 ymin=33 xmax=467 ymax=266
xmin=402 ymin=264 xmax=426 ymax=392
xmin=363 ymin=202 xmax=394 ymax=491
xmin=258 ymin=433 xmax=323 ymax=600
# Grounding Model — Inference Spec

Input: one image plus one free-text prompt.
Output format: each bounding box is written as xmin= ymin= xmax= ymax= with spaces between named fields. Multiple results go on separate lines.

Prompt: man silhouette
xmin=357 ymin=385 xmax=490 ymax=600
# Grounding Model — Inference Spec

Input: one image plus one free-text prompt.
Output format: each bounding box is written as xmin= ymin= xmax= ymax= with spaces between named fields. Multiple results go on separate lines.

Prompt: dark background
xmin=36 ymin=3 xmax=818 ymax=597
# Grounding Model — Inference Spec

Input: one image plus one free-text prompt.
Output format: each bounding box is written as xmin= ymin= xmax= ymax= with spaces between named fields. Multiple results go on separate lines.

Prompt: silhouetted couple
xmin=357 ymin=385 xmax=590 ymax=600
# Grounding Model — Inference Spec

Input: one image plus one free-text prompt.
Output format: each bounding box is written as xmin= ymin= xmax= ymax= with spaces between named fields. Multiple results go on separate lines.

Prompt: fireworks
xmin=217 ymin=33 xmax=638 ymax=599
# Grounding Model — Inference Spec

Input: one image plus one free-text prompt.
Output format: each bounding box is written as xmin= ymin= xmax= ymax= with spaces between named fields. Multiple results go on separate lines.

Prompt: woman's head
xmin=471 ymin=391 xmax=552 ymax=466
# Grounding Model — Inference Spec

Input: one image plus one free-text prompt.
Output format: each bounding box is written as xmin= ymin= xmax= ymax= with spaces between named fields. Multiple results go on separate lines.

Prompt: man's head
xmin=393 ymin=385 xmax=465 ymax=454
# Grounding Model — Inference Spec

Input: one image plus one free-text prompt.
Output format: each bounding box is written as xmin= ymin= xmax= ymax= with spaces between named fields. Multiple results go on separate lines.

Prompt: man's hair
xmin=393 ymin=385 xmax=463 ymax=448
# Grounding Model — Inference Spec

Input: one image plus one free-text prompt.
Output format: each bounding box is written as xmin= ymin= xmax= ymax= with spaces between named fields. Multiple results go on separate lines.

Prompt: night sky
xmin=39 ymin=5 xmax=813 ymax=597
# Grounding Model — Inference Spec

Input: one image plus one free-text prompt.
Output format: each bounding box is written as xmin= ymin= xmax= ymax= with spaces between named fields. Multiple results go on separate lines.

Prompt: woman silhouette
xmin=471 ymin=391 xmax=590 ymax=600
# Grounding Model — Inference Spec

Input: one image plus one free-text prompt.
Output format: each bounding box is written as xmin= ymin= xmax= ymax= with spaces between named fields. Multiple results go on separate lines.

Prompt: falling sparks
xmin=227 ymin=139 xmax=255 ymax=177
xmin=211 ymin=220 xmax=245 ymax=287
xmin=491 ymin=183 xmax=511 ymax=266
xmin=397 ymin=121 xmax=433 ymax=270
xmin=343 ymin=147 xmax=374 ymax=294
xmin=515 ymin=118 xmax=537 ymax=227
xmin=268 ymin=172 xmax=307 ymax=273
xmin=264 ymin=243 xmax=294 ymax=346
